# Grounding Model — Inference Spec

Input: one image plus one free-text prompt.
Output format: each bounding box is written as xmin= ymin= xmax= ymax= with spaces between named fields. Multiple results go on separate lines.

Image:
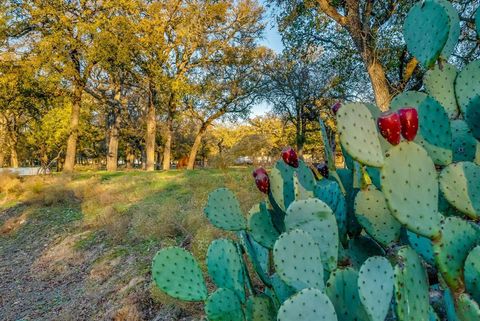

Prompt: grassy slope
xmin=0 ymin=168 xmax=261 ymax=321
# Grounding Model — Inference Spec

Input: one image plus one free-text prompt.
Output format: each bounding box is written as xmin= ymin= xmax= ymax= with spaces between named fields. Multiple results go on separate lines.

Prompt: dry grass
xmin=0 ymin=168 xmax=261 ymax=319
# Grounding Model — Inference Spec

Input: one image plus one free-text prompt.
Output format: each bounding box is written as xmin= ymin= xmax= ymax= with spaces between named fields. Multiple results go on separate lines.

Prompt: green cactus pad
xmin=205 ymin=288 xmax=244 ymax=321
xmin=346 ymin=236 xmax=385 ymax=269
xmin=337 ymin=103 xmax=384 ymax=167
xmin=271 ymin=273 xmax=296 ymax=304
xmin=433 ymin=217 xmax=480 ymax=290
xmin=239 ymin=231 xmax=270 ymax=286
xmin=277 ymin=288 xmax=338 ymax=321
xmin=314 ymin=179 xmax=347 ymax=239
xmin=246 ymin=295 xmax=276 ymax=321
xmin=403 ymin=1 xmax=449 ymax=68
xmin=424 ymin=63 xmax=459 ymax=118
xmin=407 ymin=230 xmax=435 ymax=265
xmin=273 ymin=229 xmax=324 ymax=291
xmin=394 ymin=246 xmax=430 ymax=321
xmin=439 ymin=162 xmax=480 ymax=219
xmin=326 ymin=268 xmax=369 ymax=321
xmin=456 ymin=293 xmax=480 ymax=321
xmin=433 ymin=0 xmax=460 ymax=58
xmin=391 ymin=92 xmax=453 ymax=165
xmin=354 ymin=186 xmax=401 ymax=246
xmin=293 ymin=173 xmax=314 ymax=200
xmin=248 ymin=203 xmax=279 ymax=249
xmin=204 ymin=188 xmax=246 ymax=231
xmin=284 ymin=198 xmax=338 ymax=271
xmin=464 ymin=95 xmax=480 ymax=141
xmin=456 ymin=60 xmax=480 ymax=115
xmin=358 ymin=256 xmax=394 ymax=321
xmin=465 ymin=245 xmax=480 ymax=303
xmin=381 ymin=142 xmax=441 ymax=238
xmin=207 ymin=239 xmax=245 ymax=301
xmin=152 ymin=247 xmax=207 ymax=301
xmin=451 ymin=120 xmax=480 ymax=162
xmin=269 ymin=160 xmax=316 ymax=212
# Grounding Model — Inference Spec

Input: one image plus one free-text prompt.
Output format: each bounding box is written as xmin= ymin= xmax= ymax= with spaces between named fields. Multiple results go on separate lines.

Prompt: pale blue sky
xmin=251 ymin=4 xmax=284 ymax=116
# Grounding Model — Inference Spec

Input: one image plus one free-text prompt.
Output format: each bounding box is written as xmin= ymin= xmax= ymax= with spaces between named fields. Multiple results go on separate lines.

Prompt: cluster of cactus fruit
xmin=151 ymin=1 xmax=480 ymax=320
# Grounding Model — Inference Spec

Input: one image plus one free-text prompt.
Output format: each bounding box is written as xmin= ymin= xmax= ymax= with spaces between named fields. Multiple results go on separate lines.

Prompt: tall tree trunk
xmin=63 ymin=85 xmax=82 ymax=173
xmin=126 ymin=146 xmax=134 ymax=170
xmin=0 ymin=152 xmax=4 ymax=168
xmin=106 ymin=115 xmax=121 ymax=171
xmin=10 ymin=145 xmax=18 ymax=168
xmin=145 ymin=85 xmax=156 ymax=171
xmin=366 ymin=58 xmax=391 ymax=111
xmin=162 ymin=115 xmax=173 ymax=170
xmin=187 ymin=124 xmax=208 ymax=170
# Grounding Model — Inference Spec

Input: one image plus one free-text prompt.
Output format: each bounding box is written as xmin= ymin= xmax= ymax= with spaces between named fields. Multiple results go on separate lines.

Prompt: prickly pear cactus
xmin=326 ymin=268 xmax=369 ymax=321
xmin=403 ymin=1 xmax=450 ymax=68
xmin=439 ymin=162 xmax=480 ymax=219
xmin=381 ymin=142 xmax=442 ymax=237
xmin=151 ymin=3 xmax=480 ymax=319
xmin=152 ymin=247 xmax=207 ymax=301
xmin=204 ymin=188 xmax=246 ymax=231
xmin=205 ymin=288 xmax=244 ymax=321
xmin=284 ymin=198 xmax=338 ymax=271
xmin=273 ymin=229 xmax=324 ymax=291
xmin=337 ymin=103 xmax=384 ymax=167
xmin=394 ymin=246 xmax=430 ymax=321
xmin=354 ymin=186 xmax=401 ymax=246
xmin=277 ymin=288 xmax=338 ymax=321
xmin=358 ymin=256 xmax=394 ymax=321
xmin=465 ymin=245 xmax=480 ymax=303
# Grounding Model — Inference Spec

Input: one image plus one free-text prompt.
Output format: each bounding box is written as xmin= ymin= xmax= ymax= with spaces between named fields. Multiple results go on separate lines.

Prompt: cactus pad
xmin=456 ymin=293 xmax=480 ymax=321
xmin=326 ymin=268 xmax=369 ymax=321
xmin=407 ymin=230 xmax=435 ymax=265
xmin=314 ymin=179 xmax=347 ymax=238
xmin=248 ymin=203 xmax=279 ymax=249
xmin=358 ymin=256 xmax=394 ymax=321
xmin=239 ymin=231 xmax=270 ymax=286
xmin=246 ymin=295 xmax=276 ymax=321
xmin=273 ymin=229 xmax=324 ymax=291
xmin=271 ymin=273 xmax=296 ymax=303
xmin=434 ymin=0 xmax=460 ymax=58
xmin=476 ymin=8 xmax=480 ymax=37
xmin=394 ymin=246 xmax=430 ymax=321
xmin=337 ymin=103 xmax=384 ymax=167
xmin=433 ymin=217 xmax=480 ymax=290
xmin=465 ymin=245 xmax=480 ymax=303
xmin=269 ymin=160 xmax=315 ymax=211
xmin=205 ymin=288 xmax=244 ymax=321
xmin=346 ymin=236 xmax=385 ymax=269
xmin=464 ymin=95 xmax=480 ymax=141
xmin=455 ymin=60 xmax=480 ymax=115
xmin=354 ymin=186 xmax=401 ymax=246
xmin=424 ymin=63 xmax=459 ymax=119
xmin=207 ymin=239 xmax=245 ymax=301
xmin=403 ymin=1 xmax=449 ymax=68
xmin=277 ymin=288 xmax=337 ymax=321
xmin=284 ymin=198 xmax=338 ymax=270
xmin=439 ymin=162 xmax=480 ymax=219
xmin=391 ymin=92 xmax=452 ymax=165
xmin=204 ymin=188 xmax=246 ymax=231
xmin=451 ymin=120 xmax=480 ymax=162
xmin=152 ymin=247 xmax=207 ymax=301
xmin=381 ymin=142 xmax=441 ymax=238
